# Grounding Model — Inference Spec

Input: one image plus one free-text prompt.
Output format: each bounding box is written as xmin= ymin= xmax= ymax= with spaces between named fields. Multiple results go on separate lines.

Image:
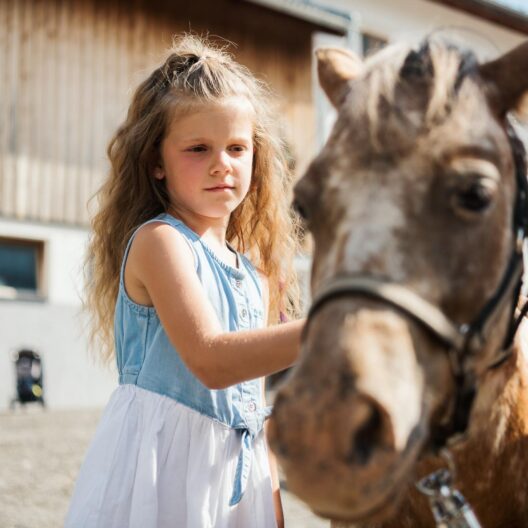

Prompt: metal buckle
xmin=415 ymin=451 xmax=482 ymax=528
xmin=516 ymin=227 xmax=524 ymax=254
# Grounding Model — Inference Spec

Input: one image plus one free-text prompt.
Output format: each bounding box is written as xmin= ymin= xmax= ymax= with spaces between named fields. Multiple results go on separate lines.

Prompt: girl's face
xmin=156 ymin=97 xmax=254 ymax=223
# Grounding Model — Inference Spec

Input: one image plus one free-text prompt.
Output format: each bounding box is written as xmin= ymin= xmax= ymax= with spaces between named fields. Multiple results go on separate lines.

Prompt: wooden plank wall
xmin=0 ymin=0 xmax=316 ymax=226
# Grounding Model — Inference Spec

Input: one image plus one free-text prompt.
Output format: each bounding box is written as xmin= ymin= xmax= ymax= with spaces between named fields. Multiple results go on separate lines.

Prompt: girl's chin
xmin=169 ymin=200 xmax=244 ymax=221
xmin=198 ymin=207 xmax=239 ymax=220
xmin=204 ymin=202 xmax=244 ymax=218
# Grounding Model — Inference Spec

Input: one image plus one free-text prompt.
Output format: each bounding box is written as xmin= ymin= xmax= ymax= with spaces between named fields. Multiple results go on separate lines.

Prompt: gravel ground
xmin=0 ymin=407 xmax=329 ymax=528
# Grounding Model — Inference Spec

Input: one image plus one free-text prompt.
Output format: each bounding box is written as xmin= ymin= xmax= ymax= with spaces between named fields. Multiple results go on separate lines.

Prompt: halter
xmin=305 ymin=121 xmax=528 ymax=449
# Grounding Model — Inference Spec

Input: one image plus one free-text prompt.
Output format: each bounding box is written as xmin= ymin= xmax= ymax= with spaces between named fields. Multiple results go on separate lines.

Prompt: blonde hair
xmin=86 ymin=35 xmax=300 ymax=363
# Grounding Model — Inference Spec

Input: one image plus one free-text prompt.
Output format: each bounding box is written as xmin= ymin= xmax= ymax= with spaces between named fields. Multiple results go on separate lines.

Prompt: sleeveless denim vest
xmin=114 ymin=213 xmax=271 ymax=505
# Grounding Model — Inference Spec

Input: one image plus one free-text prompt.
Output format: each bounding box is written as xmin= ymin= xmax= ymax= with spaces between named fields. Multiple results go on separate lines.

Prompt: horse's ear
xmin=479 ymin=41 xmax=528 ymax=119
xmin=316 ymin=47 xmax=363 ymax=108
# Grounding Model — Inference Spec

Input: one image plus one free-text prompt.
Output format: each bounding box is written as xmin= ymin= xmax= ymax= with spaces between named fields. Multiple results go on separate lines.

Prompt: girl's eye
xmin=229 ymin=145 xmax=246 ymax=153
xmin=186 ymin=145 xmax=207 ymax=153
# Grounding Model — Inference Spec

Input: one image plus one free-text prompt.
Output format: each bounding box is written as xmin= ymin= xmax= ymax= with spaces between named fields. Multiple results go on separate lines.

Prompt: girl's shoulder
xmin=122 ymin=218 xmax=198 ymax=307
xmin=129 ymin=215 xmax=198 ymax=263
xmin=127 ymin=219 xmax=197 ymax=272
xmin=138 ymin=213 xmax=199 ymax=241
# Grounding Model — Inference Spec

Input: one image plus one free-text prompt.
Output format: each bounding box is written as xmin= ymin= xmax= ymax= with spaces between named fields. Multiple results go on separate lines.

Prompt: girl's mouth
xmin=205 ymin=185 xmax=235 ymax=192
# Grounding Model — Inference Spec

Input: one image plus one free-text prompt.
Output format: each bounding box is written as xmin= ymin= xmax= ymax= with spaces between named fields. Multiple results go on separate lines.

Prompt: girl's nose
xmin=210 ymin=150 xmax=231 ymax=175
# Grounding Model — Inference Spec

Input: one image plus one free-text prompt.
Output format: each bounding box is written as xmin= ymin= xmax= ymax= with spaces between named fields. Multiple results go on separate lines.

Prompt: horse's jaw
xmin=276 ymin=431 xmax=426 ymax=525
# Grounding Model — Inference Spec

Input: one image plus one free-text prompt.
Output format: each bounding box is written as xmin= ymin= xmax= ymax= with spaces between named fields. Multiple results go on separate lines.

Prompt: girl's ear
xmin=153 ymin=164 xmax=165 ymax=180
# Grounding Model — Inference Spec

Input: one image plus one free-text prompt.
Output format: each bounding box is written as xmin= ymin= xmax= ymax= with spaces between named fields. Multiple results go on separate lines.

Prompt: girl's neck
xmin=167 ymin=205 xmax=230 ymax=250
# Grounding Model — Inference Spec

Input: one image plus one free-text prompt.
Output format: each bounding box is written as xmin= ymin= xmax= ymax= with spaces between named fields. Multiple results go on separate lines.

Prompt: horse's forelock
xmin=357 ymin=39 xmax=480 ymax=152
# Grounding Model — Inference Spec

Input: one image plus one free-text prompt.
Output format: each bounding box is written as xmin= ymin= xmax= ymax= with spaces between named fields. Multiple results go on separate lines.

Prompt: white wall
xmin=314 ymin=0 xmax=528 ymax=139
xmin=312 ymin=1 xmax=527 ymax=146
xmin=0 ymin=218 xmax=116 ymax=411
xmin=0 ymin=302 xmax=117 ymax=410
xmin=320 ymin=0 xmax=525 ymax=52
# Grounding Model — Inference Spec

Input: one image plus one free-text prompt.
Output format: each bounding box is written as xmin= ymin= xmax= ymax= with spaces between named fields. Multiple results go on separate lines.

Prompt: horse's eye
xmin=454 ymin=180 xmax=494 ymax=214
xmin=292 ymin=198 xmax=309 ymax=221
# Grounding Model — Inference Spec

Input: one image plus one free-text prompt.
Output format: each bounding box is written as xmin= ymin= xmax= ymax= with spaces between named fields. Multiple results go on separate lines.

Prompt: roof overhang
xmin=427 ymin=0 xmax=528 ymax=35
xmin=240 ymin=0 xmax=351 ymax=35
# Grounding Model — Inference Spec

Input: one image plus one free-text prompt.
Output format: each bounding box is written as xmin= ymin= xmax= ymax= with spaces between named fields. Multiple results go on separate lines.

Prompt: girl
xmin=65 ymin=35 xmax=304 ymax=528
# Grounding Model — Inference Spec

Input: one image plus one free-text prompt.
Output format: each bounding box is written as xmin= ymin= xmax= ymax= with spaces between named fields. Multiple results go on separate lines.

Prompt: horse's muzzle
xmin=267 ymin=304 xmax=430 ymax=520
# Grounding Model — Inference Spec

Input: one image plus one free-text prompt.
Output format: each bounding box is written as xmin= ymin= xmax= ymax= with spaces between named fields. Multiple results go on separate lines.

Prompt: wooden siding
xmin=0 ymin=0 xmax=315 ymax=226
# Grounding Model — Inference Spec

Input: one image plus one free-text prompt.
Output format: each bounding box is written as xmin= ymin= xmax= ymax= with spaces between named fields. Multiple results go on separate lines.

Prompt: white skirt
xmin=65 ymin=384 xmax=277 ymax=528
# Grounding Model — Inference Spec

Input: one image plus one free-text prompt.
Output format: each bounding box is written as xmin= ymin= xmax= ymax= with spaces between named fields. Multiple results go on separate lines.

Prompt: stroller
xmin=10 ymin=349 xmax=45 ymax=408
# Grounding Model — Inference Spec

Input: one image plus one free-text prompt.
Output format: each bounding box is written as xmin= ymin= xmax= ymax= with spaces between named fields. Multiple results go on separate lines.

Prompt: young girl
xmin=65 ymin=35 xmax=304 ymax=528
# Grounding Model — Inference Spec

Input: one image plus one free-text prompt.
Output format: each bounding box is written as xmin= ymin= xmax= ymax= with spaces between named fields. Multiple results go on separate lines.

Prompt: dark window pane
xmin=0 ymin=243 xmax=38 ymax=291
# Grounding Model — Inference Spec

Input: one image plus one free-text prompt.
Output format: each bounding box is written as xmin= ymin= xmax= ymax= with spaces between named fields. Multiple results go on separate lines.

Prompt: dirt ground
xmin=0 ymin=407 xmax=328 ymax=528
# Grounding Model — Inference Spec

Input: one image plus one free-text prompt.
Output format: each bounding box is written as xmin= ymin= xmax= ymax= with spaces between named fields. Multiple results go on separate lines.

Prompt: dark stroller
xmin=11 ymin=349 xmax=45 ymax=408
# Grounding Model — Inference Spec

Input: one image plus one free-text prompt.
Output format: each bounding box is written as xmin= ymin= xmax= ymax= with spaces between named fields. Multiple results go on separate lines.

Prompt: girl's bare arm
xmin=126 ymin=222 xmax=304 ymax=389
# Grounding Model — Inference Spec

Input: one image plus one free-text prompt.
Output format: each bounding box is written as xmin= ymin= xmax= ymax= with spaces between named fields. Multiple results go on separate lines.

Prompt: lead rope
xmin=415 ymin=451 xmax=482 ymax=528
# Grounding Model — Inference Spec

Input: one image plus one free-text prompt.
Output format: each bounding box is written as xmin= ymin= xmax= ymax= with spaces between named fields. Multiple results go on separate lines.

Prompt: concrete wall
xmin=0 ymin=218 xmax=116 ymax=411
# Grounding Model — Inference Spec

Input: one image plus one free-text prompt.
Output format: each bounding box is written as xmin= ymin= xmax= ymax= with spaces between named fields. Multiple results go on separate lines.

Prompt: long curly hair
xmin=86 ymin=35 xmax=301 ymax=363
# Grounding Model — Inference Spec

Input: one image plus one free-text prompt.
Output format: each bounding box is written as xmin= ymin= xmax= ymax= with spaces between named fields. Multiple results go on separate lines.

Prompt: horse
xmin=267 ymin=37 xmax=528 ymax=527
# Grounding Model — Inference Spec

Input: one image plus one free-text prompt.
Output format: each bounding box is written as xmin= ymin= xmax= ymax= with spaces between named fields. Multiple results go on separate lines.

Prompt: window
xmin=0 ymin=237 xmax=46 ymax=300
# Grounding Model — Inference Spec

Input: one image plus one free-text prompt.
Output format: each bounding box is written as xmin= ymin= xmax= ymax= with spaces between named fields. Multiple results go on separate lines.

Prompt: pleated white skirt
xmin=65 ymin=384 xmax=277 ymax=528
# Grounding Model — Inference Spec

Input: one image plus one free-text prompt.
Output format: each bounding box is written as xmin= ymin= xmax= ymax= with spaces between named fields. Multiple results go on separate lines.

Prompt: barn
xmin=0 ymin=0 xmax=350 ymax=410
xmin=1 ymin=0 xmax=527 ymax=410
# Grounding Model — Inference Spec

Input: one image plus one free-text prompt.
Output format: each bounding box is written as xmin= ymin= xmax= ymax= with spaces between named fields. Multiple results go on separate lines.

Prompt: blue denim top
xmin=114 ymin=213 xmax=271 ymax=506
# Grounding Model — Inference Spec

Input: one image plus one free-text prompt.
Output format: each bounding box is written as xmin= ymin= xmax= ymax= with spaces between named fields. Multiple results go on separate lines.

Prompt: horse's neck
xmin=385 ymin=331 xmax=528 ymax=528
xmin=447 ymin=328 xmax=528 ymax=526
xmin=467 ymin=325 xmax=528 ymax=451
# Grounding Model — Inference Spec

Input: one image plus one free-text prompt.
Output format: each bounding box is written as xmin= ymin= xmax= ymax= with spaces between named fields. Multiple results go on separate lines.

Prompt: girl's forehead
xmin=167 ymin=96 xmax=255 ymax=137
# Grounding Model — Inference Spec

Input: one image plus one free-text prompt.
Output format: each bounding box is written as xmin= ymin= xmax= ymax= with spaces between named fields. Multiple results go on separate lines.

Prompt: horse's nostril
xmin=349 ymin=405 xmax=384 ymax=466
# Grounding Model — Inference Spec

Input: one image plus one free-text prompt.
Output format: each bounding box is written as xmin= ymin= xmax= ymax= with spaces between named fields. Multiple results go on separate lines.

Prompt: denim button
xmin=236 ymin=279 xmax=242 ymax=288
xmin=241 ymin=308 xmax=248 ymax=318
xmin=247 ymin=401 xmax=256 ymax=412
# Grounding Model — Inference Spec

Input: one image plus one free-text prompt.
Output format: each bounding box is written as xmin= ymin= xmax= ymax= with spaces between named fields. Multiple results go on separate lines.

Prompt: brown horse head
xmin=268 ymin=38 xmax=528 ymax=523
